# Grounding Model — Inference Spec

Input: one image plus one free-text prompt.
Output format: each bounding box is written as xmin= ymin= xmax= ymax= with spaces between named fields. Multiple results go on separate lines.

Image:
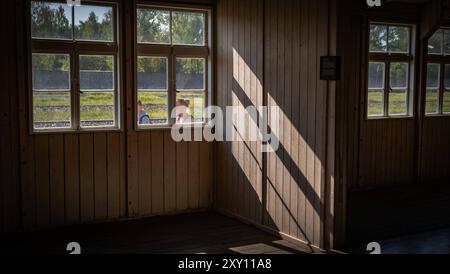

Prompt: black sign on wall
xmin=320 ymin=56 xmax=341 ymax=81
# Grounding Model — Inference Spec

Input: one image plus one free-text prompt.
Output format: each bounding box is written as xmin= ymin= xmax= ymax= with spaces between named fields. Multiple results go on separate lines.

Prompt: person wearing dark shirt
xmin=137 ymin=100 xmax=151 ymax=125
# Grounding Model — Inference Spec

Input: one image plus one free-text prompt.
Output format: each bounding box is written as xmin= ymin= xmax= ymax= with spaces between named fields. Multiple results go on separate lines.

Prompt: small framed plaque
xmin=320 ymin=56 xmax=341 ymax=81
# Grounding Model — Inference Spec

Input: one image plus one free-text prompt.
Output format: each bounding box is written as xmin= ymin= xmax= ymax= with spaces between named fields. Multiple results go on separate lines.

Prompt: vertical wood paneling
xmin=64 ymin=134 xmax=79 ymax=225
xmin=138 ymin=132 xmax=151 ymax=215
xmin=151 ymin=132 xmax=164 ymax=214
xmin=119 ymin=133 xmax=127 ymax=217
xmin=49 ymin=135 xmax=65 ymax=226
xmin=199 ymin=142 xmax=211 ymax=208
xmin=94 ymin=133 xmax=108 ymax=220
xmin=107 ymin=133 xmax=121 ymax=219
xmin=188 ymin=141 xmax=200 ymax=209
xmin=6 ymin=0 xmax=213 ymax=234
xmin=216 ymin=0 xmax=333 ymax=248
xmin=127 ymin=132 xmax=139 ymax=217
xmin=336 ymin=0 xmax=418 ymax=192
xmin=164 ymin=131 xmax=177 ymax=211
xmin=79 ymin=133 xmax=94 ymax=222
xmin=421 ymin=118 xmax=450 ymax=182
xmin=35 ymin=135 xmax=50 ymax=228
xmin=0 ymin=0 xmax=21 ymax=232
xmin=176 ymin=141 xmax=189 ymax=211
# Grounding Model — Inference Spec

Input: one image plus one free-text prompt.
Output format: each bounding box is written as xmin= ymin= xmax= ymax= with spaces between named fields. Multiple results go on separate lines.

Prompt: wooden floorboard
xmin=0 ymin=212 xmax=319 ymax=254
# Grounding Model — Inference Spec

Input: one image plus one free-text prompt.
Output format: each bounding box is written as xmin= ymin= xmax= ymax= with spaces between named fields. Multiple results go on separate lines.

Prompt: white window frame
xmin=425 ymin=27 xmax=450 ymax=116
xmin=28 ymin=0 xmax=121 ymax=133
xmin=135 ymin=3 xmax=213 ymax=129
xmin=366 ymin=22 xmax=416 ymax=119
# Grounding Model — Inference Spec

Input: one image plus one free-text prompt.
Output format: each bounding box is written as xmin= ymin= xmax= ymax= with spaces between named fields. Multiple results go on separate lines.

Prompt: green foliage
xmin=177 ymin=58 xmax=204 ymax=74
xmin=172 ymin=11 xmax=204 ymax=45
xmin=136 ymin=9 xmax=170 ymax=43
xmin=369 ymin=25 xmax=387 ymax=52
xmin=76 ymin=9 xmax=113 ymax=41
xmin=138 ymin=57 xmax=166 ymax=73
xmin=32 ymin=54 xmax=70 ymax=71
xmin=369 ymin=24 xmax=409 ymax=53
xmin=80 ymin=55 xmax=114 ymax=71
xmin=31 ymin=2 xmax=72 ymax=39
xmin=367 ymin=91 xmax=408 ymax=116
xmin=34 ymin=91 xmax=205 ymax=122
xmin=31 ymin=1 xmax=113 ymax=42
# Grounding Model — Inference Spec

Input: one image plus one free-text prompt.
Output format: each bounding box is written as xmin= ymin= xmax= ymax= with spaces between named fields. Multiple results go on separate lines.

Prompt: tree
xmin=76 ymin=9 xmax=113 ymax=41
xmin=172 ymin=11 xmax=204 ymax=45
xmin=31 ymin=2 xmax=71 ymax=39
xmin=137 ymin=9 xmax=170 ymax=43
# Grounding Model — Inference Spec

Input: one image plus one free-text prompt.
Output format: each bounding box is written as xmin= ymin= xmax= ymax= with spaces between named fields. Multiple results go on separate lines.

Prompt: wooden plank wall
xmin=337 ymin=1 xmax=420 ymax=192
xmin=337 ymin=0 xmax=450 ymax=247
xmin=20 ymin=132 xmax=127 ymax=229
xmin=215 ymin=0 xmax=264 ymax=227
xmin=124 ymin=0 xmax=213 ymax=219
xmin=215 ymin=0 xmax=334 ymax=249
xmin=420 ymin=117 xmax=450 ymax=182
xmin=343 ymin=1 xmax=450 ymax=191
xmin=419 ymin=0 xmax=450 ymax=183
xmin=0 ymin=0 xmax=213 ymax=232
xmin=0 ymin=0 xmax=21 ymax=232
xmin=358 ymin=3 xmax=419 ymax=190
xmin=127 ymin=132 xmax=213 ymax=218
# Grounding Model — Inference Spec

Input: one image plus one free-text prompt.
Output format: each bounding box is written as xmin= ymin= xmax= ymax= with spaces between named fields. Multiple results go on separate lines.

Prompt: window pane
xmin=368 ymin=62 xmax=385 ymax=117
xmin=80 ymin=92 xmax=115 ymax=127
xmin=368 ymin=90 xmax=384 ymax=117
xmin=136 ymin=9 xmax=170 ymax=44
xmin=389 ymin=89 xmax=407 ymax=115
xmin=172 ymin=11 xmax=205 ymax=46
xmin=32 ymin=54 xmax=71 ymax=91
xmin=389 ymin=63 xmax=408 ymax=115
xmin=137 ymin=57 xmax=168 ymax=126
xmin=426 ymin=64 xmax=440 ymax=114
xmin=368 ymin=62 xmax=385 ymax=89
xmin=425 ymin=89 xmax=439 ymax=114
xmin=79 ymin=55 xmax=114 ymax=91
xmin=444 ymin=64 xmax=450 ymax=114
xmin=176 ymin=93 xmax=205 ymax=124
xmin=390 ymin=63 xmax=408 ymax=89
xmin=137 ymin=57 xmax=168 ymax=91
xmin=137 ymin=92 xmax=168 ymax=125
xmin=369 ymin=25 xmax=387 ymax=52
xmin=444 ymin=64 xmax=450 ymax=90
xmin=388 ymin=26 xmax=409 ymax=53
xmin=427 ymin=63 xmax=441 ymax=89
xmin=33 ymin=92 xmax=71 ymax=129
xmin=443 ymin=91 xmax=450 ymax=114
xmin=79 ymin=55 xmax=115 ymax=128
xmin=445 ymin=30 xmax=450 ymax=55
xmin=31 ymin=1 xmax=72 ymax=40
xmin=428 ymin=29 xmax=443 ymax=55
xmin=176 ymin=58 xmax=205 ymax=90
xmin=75 ymin=5 xmax=114 ymax=42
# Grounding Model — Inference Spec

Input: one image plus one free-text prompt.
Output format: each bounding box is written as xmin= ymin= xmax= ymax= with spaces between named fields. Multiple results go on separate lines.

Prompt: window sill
xmin=365 ymin=115 xmax=414 ymax=121
xmin=30 ymin=127 xmax=123 ymax=135
xmin=424 ymin=113 xmax=450 ymax=118
xmin=136 ymin=122 xmax=213 ymax=132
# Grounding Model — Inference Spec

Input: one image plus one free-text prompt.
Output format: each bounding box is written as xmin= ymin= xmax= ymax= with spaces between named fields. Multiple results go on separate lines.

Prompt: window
xmin=367 ymin=23 xmax=414 ymax=118
xmin=425 ymin=28 xmax=450 ymax=116
xmin=136 ymin=6 xmax=210 ymax=127
xmin=30 ymin=1 xmax=119 ymax=131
